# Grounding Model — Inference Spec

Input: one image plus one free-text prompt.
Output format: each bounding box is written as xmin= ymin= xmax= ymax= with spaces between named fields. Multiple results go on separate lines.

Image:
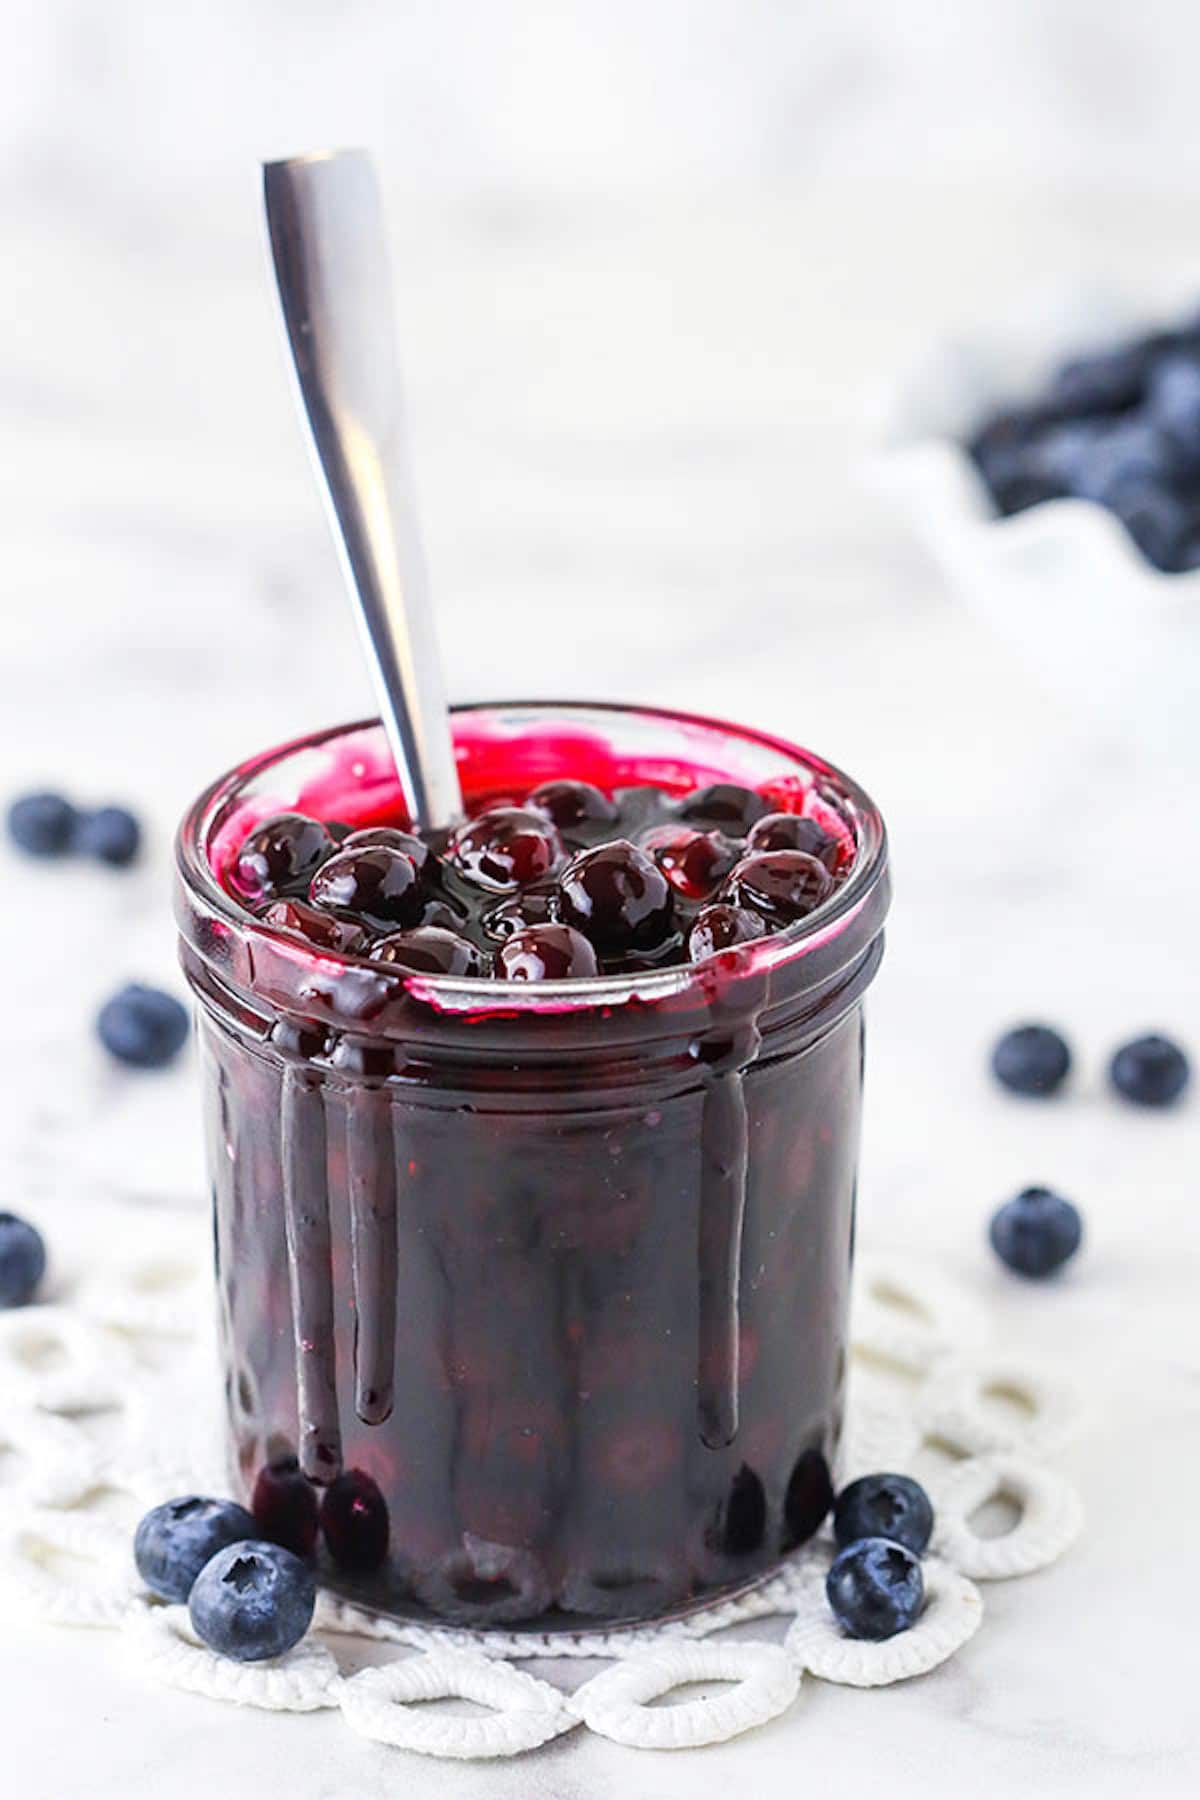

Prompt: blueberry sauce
xmin=221 ymin=779 xmax=855 ymax=981
xmin=179 ymin=706 xmax=888 ymax=1631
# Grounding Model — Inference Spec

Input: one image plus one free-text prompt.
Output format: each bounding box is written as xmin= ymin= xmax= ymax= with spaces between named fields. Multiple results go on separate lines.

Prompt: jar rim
xmin=175 ymin=699 xmax=889 ymax=1017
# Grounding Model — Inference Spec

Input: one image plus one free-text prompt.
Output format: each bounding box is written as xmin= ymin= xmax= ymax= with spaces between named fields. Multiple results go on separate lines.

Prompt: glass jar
xmin=175 ymin=701 xmax=890 ymax=1629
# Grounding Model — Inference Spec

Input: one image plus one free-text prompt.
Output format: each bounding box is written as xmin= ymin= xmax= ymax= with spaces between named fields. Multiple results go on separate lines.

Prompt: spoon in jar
xmin=263 ymin=148 xmax=463 ymax=831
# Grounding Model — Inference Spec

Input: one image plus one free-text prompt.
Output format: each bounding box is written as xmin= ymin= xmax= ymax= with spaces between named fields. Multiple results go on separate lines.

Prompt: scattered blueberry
xmin=133 ymin=1495 xmax=257 ymax=1603
xmin=72 ymin=805 xmax=142 ymax=866
xmin=826 ymin=1537 xmax=925 ymax=1641
xmin=990 ymin=1024 xmax=1072 ymax=1097
xmin=0 ymin=1213 xmax=47 ymax=1308
xmin=1109 ymin=1033 xmax=1191 ymax=1108
xmin=97 ymin=984 xmax=190 ymax=1069
xmin=6 ymin=791 xmax=77 ymax=856
xmin=833 ymin=1473 xmax=934 ymax=1556
xmin=188 ymin=1540 xmax=315 ymax=1662
xmin=989 ymin=1185 xmax=1083 ymax=1278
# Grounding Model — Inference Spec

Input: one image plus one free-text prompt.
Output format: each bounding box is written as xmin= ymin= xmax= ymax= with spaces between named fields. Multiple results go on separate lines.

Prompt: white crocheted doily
xmin=0 ymin=1212 xmax=1085 ymax=1760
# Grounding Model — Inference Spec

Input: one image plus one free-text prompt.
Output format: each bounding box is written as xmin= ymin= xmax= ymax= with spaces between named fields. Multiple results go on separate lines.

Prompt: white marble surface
xmin=3 ymin=175 xmax=1200 ymax=1797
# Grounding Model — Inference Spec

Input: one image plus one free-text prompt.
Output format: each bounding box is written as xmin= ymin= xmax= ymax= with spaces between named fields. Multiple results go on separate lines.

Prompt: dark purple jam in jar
xmin=175 ymin=702 xmax=889 ymax=1629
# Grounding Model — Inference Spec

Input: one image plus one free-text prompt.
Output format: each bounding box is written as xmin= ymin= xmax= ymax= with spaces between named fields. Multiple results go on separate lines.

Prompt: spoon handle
xmin=263 ymin=149 xmax=463 ymax=831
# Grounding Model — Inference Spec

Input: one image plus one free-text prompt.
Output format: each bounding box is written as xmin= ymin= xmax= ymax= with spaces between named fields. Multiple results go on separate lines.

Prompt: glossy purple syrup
xmin=183 ymin=709 xmax=887 ymax=1630
xmin=225 ymin=775 xmax=854 ymax=979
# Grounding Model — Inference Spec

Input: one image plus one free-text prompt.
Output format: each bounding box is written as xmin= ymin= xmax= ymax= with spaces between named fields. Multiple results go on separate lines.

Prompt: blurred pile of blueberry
xmin=968 ymin=311 xmax=1200 ymax=572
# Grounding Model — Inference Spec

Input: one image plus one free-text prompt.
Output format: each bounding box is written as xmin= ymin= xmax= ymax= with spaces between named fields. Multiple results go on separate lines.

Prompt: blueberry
xmin=97 ymin=984 xmax=190 ymax=1068
xmin=309 ymin=845 xmax=424 ymax=931
xmin=232 ymin=813 xmax=336 ymax=904
xmin=987 ymin=457 xmax=1065 ymax=517
xmin=447 ymin=808 xmax=563 ymax=893
xmin=72 ymin=805 xmax=141 ymax=866
xmin=188 ymin=1540 xmax=315 ymax=1662
xmin=320 ymin=1468 xmax=390 ymax=1572
xmin=1109 ymin=1033 xmax=1190 ymax=1108
xmin=989 ymin=1186 xmax=1083 ymax=1278
xmin=833 ymin=1473 xmax=934 ymax=1556
xmin=1032 ymin=420 xmax=1105 ymax=492
xmin=967 ymin=411 xmax=1065 ymax=515
xmin=1070 ymin=419 xmax=1171 ymax=505
xmin=677 ymin=783 xmax=770 ymax=834
xmin=642 ymin=825 xmax=740 ymax=900
xmin=480 ymin=886 xmax=558 ymax=942
xmin=687 ymin=903 xmax=763 ymax=962
xmin=371 ymin=925 xmax=489 ymax=976
xmin=0 ymin=1213 xmax=47 ymax=1308
xmin=263 ymin=898 xmax=371 ymax=956
xmin=133 ymin=1495 xmax=257 ymax=1602
xmin=1045 ymin=338 xmax=1157 ymax=417
xmin=251 ymin=1456 xmax=320 ymax=1558
xmin=526 ymin=780 xmax=618 ymax=832
xmin=722 ymin=850 xmax=834 ymax=925
xmin=990 ymin=1024 xmax=1072 ymax=1097
xmin=1147 ymin=354 xmax=1200 ymax=477
xmin=1109 ymin=481 xmax=1192 ymax=572
xmin=826 ymin=1537 xmax=924 ymax=1640
xmin=747 ymin=811 xmax=841 ymax=871
xmin=557 ymin=840 xmax=675 ymax=953
xmin=967 ymin=409 xmax=1040 ymax=477
xmin=6 ymin=791 xmax=77 ymax=856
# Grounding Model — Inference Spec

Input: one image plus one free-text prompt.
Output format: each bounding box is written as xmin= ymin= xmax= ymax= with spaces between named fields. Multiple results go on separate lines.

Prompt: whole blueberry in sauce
xmin=226 ymin=780 xmax=853 ymax=976
xmin=233 ymin=813 xmax=335 ymax=904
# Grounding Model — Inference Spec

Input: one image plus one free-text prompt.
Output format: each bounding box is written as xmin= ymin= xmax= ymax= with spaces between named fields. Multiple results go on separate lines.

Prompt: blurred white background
xmin=10 ymin=0 xmax=1200 ymax=201
xmin=8 ymin=0 xmax=1200 ymax=784
xmin=3 ymin=12 xmax=1199 ymax=1793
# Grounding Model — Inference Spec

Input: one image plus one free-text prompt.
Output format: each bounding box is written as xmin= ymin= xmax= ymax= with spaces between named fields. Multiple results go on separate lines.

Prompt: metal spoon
xmin=263 ymin=148 xmax=463 ymax=830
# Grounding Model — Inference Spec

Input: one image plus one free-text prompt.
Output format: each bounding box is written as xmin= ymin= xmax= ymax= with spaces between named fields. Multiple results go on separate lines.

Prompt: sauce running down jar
xmin=175 ymin=702 xmax=890 ymax=1629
